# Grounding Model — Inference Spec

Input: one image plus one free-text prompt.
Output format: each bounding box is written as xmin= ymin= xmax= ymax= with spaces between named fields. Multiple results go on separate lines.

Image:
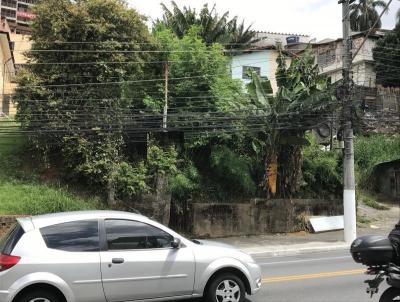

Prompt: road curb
xmin=243 ymin=242 xmax=351 ymax=257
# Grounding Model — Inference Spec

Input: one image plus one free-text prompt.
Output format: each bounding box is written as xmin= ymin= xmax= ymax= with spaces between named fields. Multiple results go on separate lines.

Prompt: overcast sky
xmin=127 ymin=0 xmax=400 ymax=40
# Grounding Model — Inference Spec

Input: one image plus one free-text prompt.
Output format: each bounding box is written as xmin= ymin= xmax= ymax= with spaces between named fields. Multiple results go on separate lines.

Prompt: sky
xmin=127 ymin=0 xmax=400 ymax=41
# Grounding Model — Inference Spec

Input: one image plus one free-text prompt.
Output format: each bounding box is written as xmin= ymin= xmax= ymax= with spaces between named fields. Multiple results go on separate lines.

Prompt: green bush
xmin=210 ymin=146 xmax=257 ymax=197
xmin=170 ymin=161 xmax=200 ymax=199
xmin=354 ymin=135 xmax=400 ymax=186
xmin=301 ymin=134 xmax=342 ymax=198
xmin=147 ymin=145 xmax=178 ymax=177
xmin=114 ymin=161 xmax=149 ymax=199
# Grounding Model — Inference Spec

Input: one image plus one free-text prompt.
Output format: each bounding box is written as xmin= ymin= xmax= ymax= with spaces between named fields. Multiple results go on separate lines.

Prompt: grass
xmin=357 ymin=215 xmax=372 ymax=225
xmin=0 ymin=118 xmax=101 ymax=215
xmin=363 ymin=198 xmax=389 ymax=211
xmin=0 ymin=181 xmax=99 ymax=215
xmin=358 ymin=190 xmax=389 ymax=211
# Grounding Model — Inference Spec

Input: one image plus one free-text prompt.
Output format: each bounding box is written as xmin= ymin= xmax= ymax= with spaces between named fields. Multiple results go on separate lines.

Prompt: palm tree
xmin=350 ymin=0 xmax=388 ymax=32
xmin=224 ymin=18 xmax=257 ymax=49
xmin=157 ymin=1 xmax=257 ymax=48
xmin=158 ymin=1 xmax=197 ymax=39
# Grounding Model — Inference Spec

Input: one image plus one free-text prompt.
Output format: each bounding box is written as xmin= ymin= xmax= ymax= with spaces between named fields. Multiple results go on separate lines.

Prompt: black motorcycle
xmin=351 ymin=235 xmax=400 ymax=302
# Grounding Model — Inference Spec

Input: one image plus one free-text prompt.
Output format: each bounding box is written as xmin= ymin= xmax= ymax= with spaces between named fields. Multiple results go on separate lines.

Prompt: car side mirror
xmin=171 ymin=237 xmax=181 ymax=249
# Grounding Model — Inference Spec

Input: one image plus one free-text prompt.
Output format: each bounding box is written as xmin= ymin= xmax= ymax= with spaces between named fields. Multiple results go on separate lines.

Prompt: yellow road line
xmin=262 ymin=269 xmax=365 ymax=284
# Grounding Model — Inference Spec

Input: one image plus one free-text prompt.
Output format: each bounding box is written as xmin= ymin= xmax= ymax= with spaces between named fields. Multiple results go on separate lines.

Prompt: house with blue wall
xmin=229 ymin=32 xmax=310 ymax=94
xmin=229 ymin=46 xmax=286 ymax=95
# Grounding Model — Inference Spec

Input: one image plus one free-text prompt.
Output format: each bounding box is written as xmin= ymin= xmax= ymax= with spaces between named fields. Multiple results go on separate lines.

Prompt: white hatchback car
xmin=0 ymin=211 xmax=261 ymax=302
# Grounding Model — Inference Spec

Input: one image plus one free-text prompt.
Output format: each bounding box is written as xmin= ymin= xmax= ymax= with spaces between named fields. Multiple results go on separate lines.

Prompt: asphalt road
xmin=247 ymin=250 xmax=389 ymax=302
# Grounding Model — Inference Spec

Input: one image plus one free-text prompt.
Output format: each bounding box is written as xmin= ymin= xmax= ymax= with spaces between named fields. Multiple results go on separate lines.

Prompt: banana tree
xmin=247 ymin=49 xmax=337 ymax=198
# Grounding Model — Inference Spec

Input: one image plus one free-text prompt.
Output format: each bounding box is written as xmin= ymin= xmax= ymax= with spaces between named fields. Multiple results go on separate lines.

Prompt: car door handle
xmin=112 ymin=258 xmax=125 ymax=264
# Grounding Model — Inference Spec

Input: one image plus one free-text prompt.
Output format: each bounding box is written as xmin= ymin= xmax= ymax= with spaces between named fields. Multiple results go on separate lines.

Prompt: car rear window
xmin=0 ymin=223 xmax=25 ymax=255
xmin=40 ymin=220 xmax=99 ymax=252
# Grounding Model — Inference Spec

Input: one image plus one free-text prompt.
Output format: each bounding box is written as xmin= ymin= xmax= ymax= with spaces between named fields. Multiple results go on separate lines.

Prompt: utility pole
xmin=340 ymin=0 xmax=357 ymax=243
xmin=163 ymin=62 xmax=169 ymax=130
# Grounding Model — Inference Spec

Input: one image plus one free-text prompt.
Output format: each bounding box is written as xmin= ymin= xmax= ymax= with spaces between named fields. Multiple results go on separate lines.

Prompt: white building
xmin=230 ymin=32 xmax=311 ymax=94
xmin=311 ymin=30 xmax=400 ymax=112
xmin=312 ymin=31 xmax=388 ymax=88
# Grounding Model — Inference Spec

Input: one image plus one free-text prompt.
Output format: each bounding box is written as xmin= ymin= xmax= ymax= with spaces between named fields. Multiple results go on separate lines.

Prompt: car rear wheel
xmin=205 ymin=273 xmax=246 ymax=302
xmin=17 ymin=290 xmax=60 ymax=302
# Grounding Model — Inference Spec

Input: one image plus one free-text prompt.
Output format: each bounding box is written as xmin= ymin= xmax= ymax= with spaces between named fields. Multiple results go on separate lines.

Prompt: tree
xmin=137 ymin=26 xmax=257 ymax=201
xmin=350 ymin=0 xmax=387 ymax=32
xmin=373 ymin=24 xmax=400 ymax=87
xmin=150 ymin=26 xmax=249 ymax=142
xmin=247 ymin=50 xmax=337 ymax=198
xmin=15 ymin=0 xmax=155 ymax=204
xmin=156 ymin=1 xmax=257 ymax=48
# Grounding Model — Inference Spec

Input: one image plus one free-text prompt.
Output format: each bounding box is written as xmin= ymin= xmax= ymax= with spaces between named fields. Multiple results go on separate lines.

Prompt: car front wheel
xmin=17 ymin=290 xmax=61 ymax=302
xmin=205 ymin=273 xmax=246 ymax=302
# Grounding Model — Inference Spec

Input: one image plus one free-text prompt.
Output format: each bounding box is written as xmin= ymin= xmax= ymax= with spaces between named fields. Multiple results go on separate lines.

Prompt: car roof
xmin=28 ymin=210 xmax=148 ymax=229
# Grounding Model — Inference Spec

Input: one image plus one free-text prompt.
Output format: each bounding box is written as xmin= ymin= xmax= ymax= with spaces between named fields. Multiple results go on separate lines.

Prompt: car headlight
xmin=256 ymin=278 xmax=262 ymax=288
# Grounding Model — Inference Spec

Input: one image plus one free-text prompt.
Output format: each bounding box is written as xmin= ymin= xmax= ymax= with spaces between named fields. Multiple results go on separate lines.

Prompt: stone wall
xmin=192 ymin=199 xmax=343 ymax=238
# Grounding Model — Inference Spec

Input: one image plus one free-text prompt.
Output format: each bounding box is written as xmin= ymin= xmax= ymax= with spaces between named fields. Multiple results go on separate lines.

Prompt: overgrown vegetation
xmin=0 ymin=120 xmax=100 ymax=215
xmin=210 ymin=146 xmax=257 ymax=196
xmin=354 ymin=134 xmax=400 ymax=186
xmin=155 ymin=1 xmax=257 ymax=48
xmin=15 ymin=0 xmax=156 ymax=206
xmin=0 ymin=182 xmax=99 ymax=215
xmin=301 ymin=134 xmax=342 ymax=199
xmin=373 ymin=21 xmax=400 ymax=87
xmin=358 ymin=190 xmax=389 ymax=210
xmin=246 ymin=50 xmax=337 ymax=198
xmin=12 ymin=0 xmax=394 ymax=218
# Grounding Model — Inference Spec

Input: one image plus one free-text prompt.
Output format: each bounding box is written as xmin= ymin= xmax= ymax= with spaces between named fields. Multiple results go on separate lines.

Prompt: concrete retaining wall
xmin=192 ymin=199 xmax=343 ymax=238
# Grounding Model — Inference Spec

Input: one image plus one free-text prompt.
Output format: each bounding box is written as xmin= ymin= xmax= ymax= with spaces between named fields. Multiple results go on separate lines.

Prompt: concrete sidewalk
xmin=211 ymin=226 xmax=392 ymax=257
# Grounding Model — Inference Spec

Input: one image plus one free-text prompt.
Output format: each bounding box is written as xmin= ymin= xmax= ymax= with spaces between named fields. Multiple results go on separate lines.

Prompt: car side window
xmin=40 ymin=220 xmax=99 ymax=252
xmin=105 ymin=219 xmax=174 ymax=250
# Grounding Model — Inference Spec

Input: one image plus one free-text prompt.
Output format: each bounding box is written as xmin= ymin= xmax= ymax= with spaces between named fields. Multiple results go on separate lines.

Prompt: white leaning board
xmin=309 ymin=216 xmax=344 ymax=233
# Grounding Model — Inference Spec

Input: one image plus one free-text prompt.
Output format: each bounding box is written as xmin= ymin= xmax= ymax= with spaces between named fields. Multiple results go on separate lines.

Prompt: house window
xmin=1 ymin=8 xmax=17 ymax=19
xmin=242 ymin=66 xmax=261 ymax=80
xmin=2 ymin=0 xmax=17 ymax=9
xmin=317 ymin=49 xmax=336 ymax=68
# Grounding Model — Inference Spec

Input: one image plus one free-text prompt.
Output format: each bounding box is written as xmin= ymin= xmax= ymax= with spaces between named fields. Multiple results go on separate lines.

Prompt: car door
xmin=39 ymin=220 xmax=105 ymax=302
xmin=100 ymin=219 xmax=195 ymax=302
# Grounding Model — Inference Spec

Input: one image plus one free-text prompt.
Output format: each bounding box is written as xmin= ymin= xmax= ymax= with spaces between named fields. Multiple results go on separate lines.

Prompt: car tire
xmin=205 ymin=273 xmax=246 ymax=302
xmin=17 ymin=289 xmax=61 ymax=302
xmin=379 ymin=287 xmax=400 ymax=302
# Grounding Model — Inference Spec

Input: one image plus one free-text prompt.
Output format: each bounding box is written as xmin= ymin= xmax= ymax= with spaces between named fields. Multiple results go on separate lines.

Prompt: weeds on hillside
xmin=0 ymin=119 xmax=101 ymax=215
